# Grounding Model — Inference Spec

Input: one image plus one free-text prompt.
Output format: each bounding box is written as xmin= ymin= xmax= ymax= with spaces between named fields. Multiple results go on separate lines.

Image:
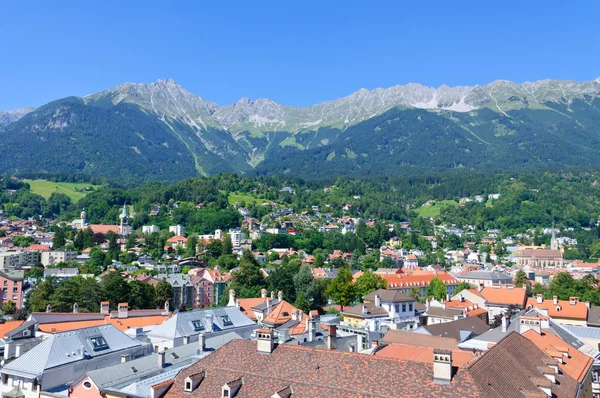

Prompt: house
xmin=0 ymin=269 xmax=24 ymax=308
xmin=455 ymin=271 xmax=513 ymax=287
xmin=341 ymin=289 xmax=419 ymax=332
xmin=70 ymin=332 xmax=243 ymax=398
xmin=444 ymin=296 xmax=488 ymax=323
xmin=142 ymin=225 xmax=160 ymax=234
xmin=379 ymin=270 xmax=460 ymax=298
xmin=147 ymin=306 xmax=257 ymax=351
xmin=164 ymin=333 xmax=482 ymax=397
xmin=453 ymin=284 xmax=527 ymax=323
xmin=169 ymin=225 xmax=186 ymax=236
xmin=190 ymin=268 xmax=228 ymax=309
xmin=43 ymin=267 xmax=79 ymax=279
xmin=40 ymin=249 xmax=77 ymax=266
xmin=527 ymin=294 xmax=589 ymax=326
xmin=422 ymin=299 xmax=466 ymax=325
xmin=166 ymin=235 xmax=187 ymax=249
xmin=156 ymin=274 xmax=193 ymax=309
xmin=0 ymin=325 xmax=150 ymax=396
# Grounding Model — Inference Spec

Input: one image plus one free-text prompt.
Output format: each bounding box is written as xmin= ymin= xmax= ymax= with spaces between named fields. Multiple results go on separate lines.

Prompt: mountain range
xmin=2 ymin=77 xmax=600 ymax=183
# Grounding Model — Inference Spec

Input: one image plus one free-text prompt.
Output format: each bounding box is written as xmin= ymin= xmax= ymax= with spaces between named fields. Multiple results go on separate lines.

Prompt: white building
xmin=169 ymin=225 xmax=186 ymax=236
xmin=40 ymin=250 xmax=77 ymax=266
xmin=229 ymin=229 xmax=243 ymax=249
xmin=142 ymin=225 xmax=160 ymax=234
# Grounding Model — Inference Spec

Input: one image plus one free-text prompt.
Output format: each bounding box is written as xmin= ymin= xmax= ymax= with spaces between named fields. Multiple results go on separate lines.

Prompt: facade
xmin=191 ymin=268 xmax=228 ymax=309
xmin=455 ymin=271 xmax=513 ymax=287
xmin=169 ymin=224 xmax=186 ymax=236
xmin=517 ymin=248 xmax=563 ymax=268
xmin=119 ymin=204 xmax=132 ymax=236
xmin=527 ymin=294 xmax=589 ymax=326
xmin=377 ymin=270 xmax=460 ymax=298
xmin=142 ymin=225 xmax=160 ymax=234
xmin=0 ymin=251 xmax=38 ymax=268
xmin=0 ymin=269 xmax=24 ymax=308
xmin=156 ymin=274 xmax=193 ymax=309
xmin=40 ymin=250 xmax=77 ymax=266
xmin=342 ymin=289 xmax=419 ymax=332
xmin=453 ymin=284 xmax=527 ymax=323
xmin=228 ymin=229 xmax=243 ymax=249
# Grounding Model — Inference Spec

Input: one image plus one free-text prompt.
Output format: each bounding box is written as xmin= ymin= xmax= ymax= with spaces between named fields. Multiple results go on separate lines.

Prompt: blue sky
xmin=1 ymin=0 xmax=599 ymax=110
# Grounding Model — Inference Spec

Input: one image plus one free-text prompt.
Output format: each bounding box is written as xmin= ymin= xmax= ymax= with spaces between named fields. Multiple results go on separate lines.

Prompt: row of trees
xmin=26 ymin=271 xmax=173 ymax=313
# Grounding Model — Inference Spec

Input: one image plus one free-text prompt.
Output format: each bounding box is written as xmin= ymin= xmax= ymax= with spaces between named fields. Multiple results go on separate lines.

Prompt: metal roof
xmin=148 ymin=307 xmax=255 ymax=340
xmin=2 ymin=324 xmax=142 ymax=378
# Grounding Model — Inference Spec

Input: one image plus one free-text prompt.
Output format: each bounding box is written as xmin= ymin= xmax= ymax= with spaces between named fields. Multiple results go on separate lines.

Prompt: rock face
xmin=83 ymin=77 xmax=600 ymax=133
xmin=0 ymin=106 xmax=35 ymax=127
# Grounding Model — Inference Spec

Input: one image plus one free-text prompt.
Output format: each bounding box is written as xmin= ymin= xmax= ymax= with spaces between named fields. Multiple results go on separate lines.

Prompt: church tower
xmin=119 ymin=203 xmax=132 ymax=236
xmin=550 ymin=223 xmax=558 ymax=251
xmin=80 ymin=208 xmax=88 ymax=228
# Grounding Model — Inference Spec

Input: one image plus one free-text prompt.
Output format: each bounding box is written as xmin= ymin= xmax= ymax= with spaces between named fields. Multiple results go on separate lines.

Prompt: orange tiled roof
xmin=236 ymin=298 xmax=268 ymax=320
xmin=263 ymin=300 xmax=304 ymax=327
xmin=107 ymin=315 xmax=170 ymax=331
xmin=0 ymin=320 xmax=24 ymax=337
xmin=167 ymin=235 xmax=187 ymax=244
xmin=527 ymin=298 xmax=588 ymax=320
xmin=38 ymin=319 xmax=107 ymax=333
xmin=445 ymin=299 xmax=488 ymax=318
xmin=469 ymin=286 xmax=527 ymax=307
xmin=523 ymin=329 xmax=593 ymax=382
xmin=380 ymin=271 xmax=458 ymax=289
xmin=25 ymin=244 xmax=50 ymax=252
xmin=89 ymin=224 xmax=120 ymax=235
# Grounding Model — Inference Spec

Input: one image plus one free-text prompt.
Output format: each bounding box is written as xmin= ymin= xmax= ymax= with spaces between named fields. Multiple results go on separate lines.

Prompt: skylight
xmin=89 ymin=336 xmax=109 ymax=351
xmin=191 ymin=320 xmax=205 ymax=331
xmin=221 ymin=315 xmax=233 ymax=326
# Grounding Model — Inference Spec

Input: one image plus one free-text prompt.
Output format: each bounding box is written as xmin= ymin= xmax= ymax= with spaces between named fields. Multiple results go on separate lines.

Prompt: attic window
xmin=221 ymin=315 xmax=233 ymax=326
xmin=191 ymin=320 xmax=205 ymax=331
xmin=131 ymin=366 xmax=138 ymax=373
xmin=185 ymin=381 xmax=192 ymax=392
xmin=89 ymin=336 xmax=108 ymax=351
xmin=172 ymin=352 xmax=179 ymax=359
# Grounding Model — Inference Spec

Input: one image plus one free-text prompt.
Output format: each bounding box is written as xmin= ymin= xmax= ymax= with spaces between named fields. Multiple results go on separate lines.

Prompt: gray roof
xmin=423 ymin=307 xmax=464 ymax=319
xmin=424 ymin=316 xmax=489 ymax=341
xmin=43 ymin=268 xmax=79 ymax=277
xmin=587 ymin=306 xmax=600 ymax=326
xmin=563 ymin=325 xmax=600 ymax=341
xmin=148 ymin=307 xmax=255 ymax=340
xmin=251 ymin=299 xmax=281 ymax=311
xmin=29 ymin=312 xmax=105 ymax=324
xmin=85 ymin=332 xmax=242 ymax=393
xmin=156 ymin=273 xmax=192 ymax=286
xmin=2 ymin=324 xmax=142 ymax=378
xmin=363 ymin=289 xmax=415 ymax=303
xmin=455 ymin=271 xmax=512 ymax=281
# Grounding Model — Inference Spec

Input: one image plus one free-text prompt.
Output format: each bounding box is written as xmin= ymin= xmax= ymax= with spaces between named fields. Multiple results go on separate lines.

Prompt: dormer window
xmin=89 ymin=336 xmax=108 ymax=351
xmin=221 ymin=315 xmax=233 ymax=326
xmin=192 ymin=320 xmax=205 ymax=331
xmin=185 ymin=380 xmax=192 ymax=392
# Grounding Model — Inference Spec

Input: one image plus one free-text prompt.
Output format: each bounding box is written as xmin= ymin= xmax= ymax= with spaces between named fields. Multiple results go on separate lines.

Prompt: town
xmin=0 ymin=173 xmax=599 ymax=397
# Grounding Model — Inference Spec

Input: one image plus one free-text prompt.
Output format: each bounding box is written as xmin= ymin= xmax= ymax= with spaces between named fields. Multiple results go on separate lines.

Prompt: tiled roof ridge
xmin=466 ymin=331 xmax=519 ymax=371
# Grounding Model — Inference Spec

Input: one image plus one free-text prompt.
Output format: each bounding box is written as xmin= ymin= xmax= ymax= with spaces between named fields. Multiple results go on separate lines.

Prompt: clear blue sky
xmin=1 ymin=0 xmax=599 ymax=110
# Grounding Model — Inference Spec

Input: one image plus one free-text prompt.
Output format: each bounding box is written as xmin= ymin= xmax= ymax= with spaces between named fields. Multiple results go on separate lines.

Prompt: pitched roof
xmin=341 ymin=302 xmax=388 ymax=318
xmin=471 ymin=286 xmax=527 ymax=307
xmin=587 ymin=305 xmax=600 ymax=326
xmin=520 ymin=249 xmax=562 ymax=259
xmin=523 ymin=329 xmax=593 ymax=383
xmin=89 ymin=224 xmax=120 ymax=235
xmin=468 ymin=332 xmax=579 ymax=398
xmin=375 ymin=344 xmax=477 ymax=368
xmin=527 ymin=298 xmax=588 ymax=320
xmin=363 ymin=289 xmax=416 ymax=303
xmin=424 ymin=317 xmax=489 ymax=341
xmin=0 ymin=321 xmax=25 ymax=338
xmin=262 ymin=300 xmax=304 ymax=327
xmin=425 ymin=306 xmax=464 ymax=319
xmin=382 ymin=329 xmax=458 ymax=350
xmin=165 ymin=339 xmax=481 ymax=397
xmin=235 ymin=298 xmax=267 ymax=320
xmin=2 ymin=325 xmax=141 ymax=379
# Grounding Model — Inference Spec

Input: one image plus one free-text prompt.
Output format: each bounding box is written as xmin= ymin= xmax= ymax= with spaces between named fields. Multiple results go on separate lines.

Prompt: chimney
xmin=261 ymin=288 xmax=267 ymax=298
xmin=164 ymin=300 xmax=170 ymax=314
xmin=199 ymin=333 xmax=206 ymax=351
xmin=478 ymin=283 xmax=484 ymax=293
xmin=206 ymin=314 xmax=214 ymax=332
xmin=257 ymin=329 xmax=275 ymax=354
xmin=308 ymin=319 xmax=316 ymax=342
xmin=278 ymin=291 xmax=283 ymax=302
xmin=267 ymin=299 xmax=272 ymax=315
xmin=183 ymin=335 xmax=190 ymax=345
xmin=519 ymin=316 xmax=542 ymax=335
xmin=569 ymin=297 xmax=579 ymax=305
xmin=118 ymin=303 xmax=129 ymax=319
xmin=14 ymin=344 xmax=23 ymax=358
xmin=536 ymin=294 xmax=543 ymax=304
xmin=227 ymin=289 xmax=236 ymax=307
xmin=73 ymin=302 xmax=79 ymax=313
xmin=522 ymin=284 xmax=527 ymax=290
xmin=553 ymin=296 xmax=558 ymax=305
xmin=433 ymin=349 xmax=453 ymax=384
xmin=157 ymin=351 xmax=165 ymax=368
xmin=501 ymin=315 xmax=510 ymax=332
xmin=236 ymin=300 xmax=240 ymax=309
xmin=362 ymin=305 xmax=368 ymax=315
xmin=446 ymin=294 xmax=450 ymax=302
xmin=46 ymin=304 xmax=52 ymax=313
xmin=270 ymin=291 xmax=275 ymax=300
xmin=460 ymin=294 xmax=465 ymax=302
xmin=121 ymin=354 xmax=130 ymax=363
xmin=327 ymin=324 xmax=337 ymax=350
xmin=292 ymin=310 xmax=298 ymax=321
xmin=100 ymin=301 xmax=110 ymax=314
xmin=374 ymin=294 xmax=381 ymax=307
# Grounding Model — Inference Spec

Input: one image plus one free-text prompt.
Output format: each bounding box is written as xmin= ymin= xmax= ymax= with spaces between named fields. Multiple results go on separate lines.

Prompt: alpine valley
xmin=2 ymin=77 xmax=600 ymax=183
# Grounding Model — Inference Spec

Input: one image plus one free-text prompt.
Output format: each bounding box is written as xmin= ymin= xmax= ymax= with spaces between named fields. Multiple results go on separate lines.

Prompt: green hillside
xmin=24 ymin=179 xmax=101 ymax=202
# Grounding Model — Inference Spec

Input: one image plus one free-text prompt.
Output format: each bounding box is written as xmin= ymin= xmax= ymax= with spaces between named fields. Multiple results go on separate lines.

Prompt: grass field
xmin=228 ymin=193 xmax=268 ymax=205
xmin=24 ymin=180 xmax=101 ymax=202
xmin=416 ymin=200 xmax=458 ymax=218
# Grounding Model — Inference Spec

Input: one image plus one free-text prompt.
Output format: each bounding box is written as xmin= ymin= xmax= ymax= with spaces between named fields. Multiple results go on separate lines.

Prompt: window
xmin=185 ymin=381 xmax=192 ymax=392
xmin=395 ymin=304 xmax=399 ymax=312
xmin=191 ymin=320 xmax=205 ymax=331
xmin=221 ymin=315 xmax=233 ymax=326
xmin=83 ymin=381 xmax=93 ymax=390
xmin=402 ymin=303 xmax=406 ymax=312
xmin=12 ymin=287 xmax=18 ymax=293
xmin=89 ymin=336 xmax=109 ymax=351
xmin=408 ymin=303 xmax=413 ymax=311
xmin=223 ymin=389 xmax=229 ymax=397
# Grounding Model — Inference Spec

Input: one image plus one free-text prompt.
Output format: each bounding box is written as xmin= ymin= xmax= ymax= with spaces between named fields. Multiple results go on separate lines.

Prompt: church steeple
xmin=550 ymin=223 xmax=558 ymax=251
xmin=119 ymin=203 xmax=132 ymax=236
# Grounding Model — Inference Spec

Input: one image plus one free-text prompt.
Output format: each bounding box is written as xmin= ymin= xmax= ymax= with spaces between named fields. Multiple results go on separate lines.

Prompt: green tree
xmin=53 ymin=226 xmax=66 ymax=249
xmin=326 ymin=267 xmax=355 ymax=311
xmin=100 ymin=271 xmax=131 ymax=310
xmin=455 ymin=281 xmax=473 ymax=295
xmin=354 ymin=270 xmax=387 ymax=298
xmin=222 ymin=235 xmax=233 ymax=255
xmin=425 ymin=278 xmax=448 ymax=301
xmin=78 ymin=277 xmax=101 ymax=312
xmin=513 ymin=270 xmax=529 ymax=287
xmin=185 ymin=235 xmax=198 ymax=258
xmin=408 ymin=286 xmax=421 ymax=300
xmin=27 ymin=278 xmax=56 ymax=312
xmin=155 ymin=279 xmax=174 ymax=309
xmin=2 ymin=300 xmax=16 ymax=314
xmin=129 ymin=280 xmax=156 ymax=309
